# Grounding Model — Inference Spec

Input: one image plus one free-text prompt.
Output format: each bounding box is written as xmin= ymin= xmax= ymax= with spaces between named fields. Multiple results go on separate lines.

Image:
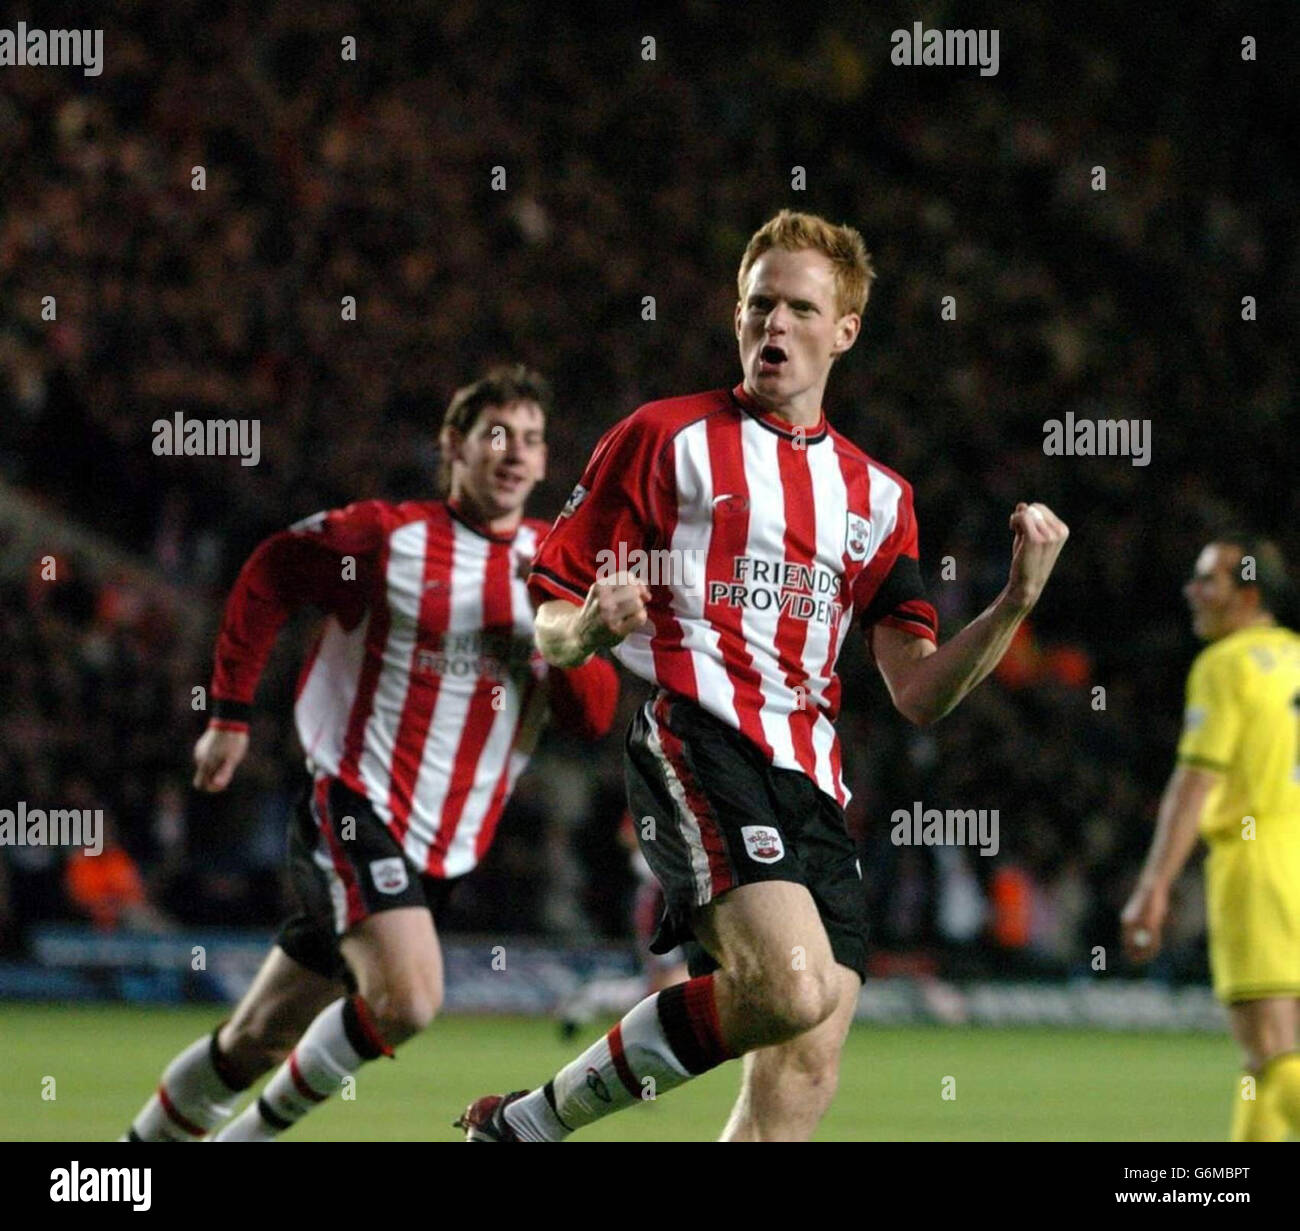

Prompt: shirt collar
xmin=731 ymin=384 xmax=828 ymax=443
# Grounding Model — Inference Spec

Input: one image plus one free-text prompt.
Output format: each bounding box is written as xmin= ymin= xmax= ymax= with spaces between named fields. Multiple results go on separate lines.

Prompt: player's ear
xmin=440 ymin=425 xmax=464 ymax=467
xmin=734 ymin=299 xmax=744 ymax=338
xmin=537 ymin=440 xmax=548 ymax=481
xmin=831 ymin=312 xmax=861 ymax=356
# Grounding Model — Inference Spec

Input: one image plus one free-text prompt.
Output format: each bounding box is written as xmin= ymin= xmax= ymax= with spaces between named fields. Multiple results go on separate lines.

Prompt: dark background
xmin=1 ymin=0 xmax=1295 ymax=982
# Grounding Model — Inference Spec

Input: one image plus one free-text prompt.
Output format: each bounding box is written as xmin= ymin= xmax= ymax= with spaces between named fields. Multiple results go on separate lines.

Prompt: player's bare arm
xmin=1120 ymin=763 xmax=1219 ymax=962
xmin=192 ymin=725 xmax=250 ymax=793
xmin=872 ymin=501 xmax=1069 ymax=725
xmin=535 ymin=572 xmax=651 ymax=667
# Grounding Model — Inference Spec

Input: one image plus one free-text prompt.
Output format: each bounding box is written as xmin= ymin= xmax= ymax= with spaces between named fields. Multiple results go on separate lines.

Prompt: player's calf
xmin=212 ymin=994 xmax=394 ymax=1141
xmin=123 ymin=1028 xmax=249 ymax=1142
xmin=123 ymin=946 xmax=341 ymax=1141
xmin=212 ymin=909 xmax=439 ymax=1141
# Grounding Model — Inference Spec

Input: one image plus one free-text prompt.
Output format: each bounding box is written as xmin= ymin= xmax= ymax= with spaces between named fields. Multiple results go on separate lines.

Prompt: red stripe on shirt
xmin=337 ymin=542 xmax=395 ymax=795
xmin=774 ymin=437 xmax=819 ymax=781
xmin=646 ymin=434 xmax=699 ymax=702
xmin=473 ymin=675 xmax=542 ymax=864
xmin=427 ymin=538 xmax=513 ymax=875
xmin=703 ymin=411 xmax=772 ymax=759
xmin=388 ymin=508 xmax=454 ymax=841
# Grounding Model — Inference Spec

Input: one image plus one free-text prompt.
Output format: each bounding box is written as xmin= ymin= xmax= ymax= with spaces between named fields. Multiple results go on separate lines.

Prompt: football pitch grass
xmin=1 ymin=1003 xmax=1240 ymax=1142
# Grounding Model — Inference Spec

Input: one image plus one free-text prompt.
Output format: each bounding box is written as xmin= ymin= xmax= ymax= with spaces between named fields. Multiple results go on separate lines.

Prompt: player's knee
xmin=366 ymin=981 xmax=442 ymax=1044
xmin=761 ymin=966 xmax=840 ymax=1038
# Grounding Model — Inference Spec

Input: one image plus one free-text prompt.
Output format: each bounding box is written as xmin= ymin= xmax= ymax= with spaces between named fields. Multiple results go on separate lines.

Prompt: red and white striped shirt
xmin=529 ymin=385 xmax=937 ymax=806
xmin=210 ymin=499 xmax=618 ymax=878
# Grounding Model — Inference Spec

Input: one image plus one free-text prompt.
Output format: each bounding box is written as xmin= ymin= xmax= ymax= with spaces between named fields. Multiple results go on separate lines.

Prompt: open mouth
xmin=759 ymin=344 xmax=788 ymax=368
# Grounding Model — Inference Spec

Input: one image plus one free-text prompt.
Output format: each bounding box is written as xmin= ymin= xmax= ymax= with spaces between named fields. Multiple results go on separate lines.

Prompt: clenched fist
xmin=578 ymin=571 xmax=652 ymax=654
xmin=1005 ymin=502 xmax=1069 ymax=613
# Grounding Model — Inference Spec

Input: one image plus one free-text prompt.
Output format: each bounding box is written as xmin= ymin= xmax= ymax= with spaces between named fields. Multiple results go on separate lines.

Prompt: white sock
xmin=213 ymin=998 xmax=388 ymax=1142
xmin=506 ymin=978 xmax=731 ymax=1140
xmin=130 ymin=1033 xmax=243 ymax=1141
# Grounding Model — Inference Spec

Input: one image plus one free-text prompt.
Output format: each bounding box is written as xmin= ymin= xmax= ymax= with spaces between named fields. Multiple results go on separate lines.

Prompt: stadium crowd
xmin=1 ymin=1 xmax=1293 ymax=984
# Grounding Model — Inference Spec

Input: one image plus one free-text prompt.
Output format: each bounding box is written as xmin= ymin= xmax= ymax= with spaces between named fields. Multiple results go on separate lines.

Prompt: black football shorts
xmin=624 ymin=691 xmax=868 ymax=981
xmin=275 ymin=775 xmax=460 ymax=982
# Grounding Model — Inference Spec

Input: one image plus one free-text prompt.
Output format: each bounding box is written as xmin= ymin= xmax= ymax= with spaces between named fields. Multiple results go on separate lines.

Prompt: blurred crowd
xmin=1 ymin=1 xmax=1294 ymax=982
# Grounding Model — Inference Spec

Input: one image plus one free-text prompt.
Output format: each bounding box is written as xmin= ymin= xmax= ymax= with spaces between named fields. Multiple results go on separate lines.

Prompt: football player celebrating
xmin=124 ymin=365 xmax=617 ymax=1141
xmin=459 ymin=212 xmax=1068 ymax=1141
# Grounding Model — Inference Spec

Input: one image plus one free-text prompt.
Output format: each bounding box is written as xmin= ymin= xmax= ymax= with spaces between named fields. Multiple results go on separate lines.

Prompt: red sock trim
xmin=157 ymin=1085 xmax=206 ymax=1137
xmin=684 ymin=974 xmax=734 ymax=1066
xmin=607 ymin=1023 xmax=641 ymax=1099
xmin=288 ymin=1052 xmax=330 ymax=1103
xmin=348 ymin=995 xmax=395 ymax=1058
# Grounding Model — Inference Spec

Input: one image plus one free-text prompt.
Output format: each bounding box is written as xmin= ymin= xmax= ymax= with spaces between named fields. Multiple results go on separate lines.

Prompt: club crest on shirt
xmin=560 ymin=483 xmax=588 ymax=519
xmin=741 ymin=825 xmax=785 ymax=864
xmin=369 ymin=856 xmax=409 ymax=895
xmin=845 ymin=512 xmax=872 ymax=562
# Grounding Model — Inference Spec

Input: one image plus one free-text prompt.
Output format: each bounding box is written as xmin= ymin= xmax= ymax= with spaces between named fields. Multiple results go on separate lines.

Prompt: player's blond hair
xmin=737 ymin=210 xmax=876 ymax=318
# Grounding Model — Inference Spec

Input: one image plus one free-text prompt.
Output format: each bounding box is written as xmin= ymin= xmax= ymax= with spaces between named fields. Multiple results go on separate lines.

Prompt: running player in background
xmin=556 ymin=812 xmax=689 ymax=1039
xmin=459 ymin=210 xmax=1068 ymax=1141
xmin=123 ymin=365 xmax=618 ymax=1141
xmin=1123 ymin=535 xmax=1300 ymax=1141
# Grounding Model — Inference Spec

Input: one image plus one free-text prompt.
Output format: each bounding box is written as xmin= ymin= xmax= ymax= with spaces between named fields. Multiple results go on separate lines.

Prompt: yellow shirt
xmin=1177 ymin=624 xmax=1300 ymax=839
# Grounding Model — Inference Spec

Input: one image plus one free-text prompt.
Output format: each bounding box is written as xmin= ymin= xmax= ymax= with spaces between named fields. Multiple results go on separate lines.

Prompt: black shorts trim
xmin=624 ymin=692 xmax=868 ymax=980
xmin=275 ymin=777 xmax=461 ymax=981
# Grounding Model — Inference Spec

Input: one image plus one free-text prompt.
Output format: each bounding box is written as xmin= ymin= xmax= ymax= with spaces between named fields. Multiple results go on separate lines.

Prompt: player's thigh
xmin=693 ymin=880 xmax=838 ymax=994
xmin=221 ymin=944 xmax=344 ymax=1053
xmin=340 ymin=904 xmax=444 ymax=1014
xmin=1228 ymin=997 xmax=1298 ymax=1069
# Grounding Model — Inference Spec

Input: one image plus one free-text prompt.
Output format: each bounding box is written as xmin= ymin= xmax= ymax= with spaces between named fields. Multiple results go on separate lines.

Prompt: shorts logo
xmin=369 ymin=857 xmax=409 ymax=895
xmin=560 ymin=483 xmax=588 ymax=518
xmin=845 ymin=512 xmax=872 ymax=562
xmin=741 ymin=825 xmax=785 ymax=864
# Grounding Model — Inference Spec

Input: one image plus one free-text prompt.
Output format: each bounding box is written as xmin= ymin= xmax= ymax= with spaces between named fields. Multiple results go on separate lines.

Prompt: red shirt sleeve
xmin=546 ymin=655 xmax=620 ymax=740
xmin=852 ymin=483 xmax=938 ymax=644
xmin=528 ymin=410 xmax=669 ymax=607
xmin=209 ymin=502 xmax=389 ymax=726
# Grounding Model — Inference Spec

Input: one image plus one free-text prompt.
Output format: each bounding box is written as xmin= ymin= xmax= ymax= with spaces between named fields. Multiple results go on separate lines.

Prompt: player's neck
xmin=740 ymin=380 xmax=826 ymax=429
xmin=1218 ymin=611 xmax=1275 ymax=640
xmin=446 ymin=491 xmax=521 ymax=539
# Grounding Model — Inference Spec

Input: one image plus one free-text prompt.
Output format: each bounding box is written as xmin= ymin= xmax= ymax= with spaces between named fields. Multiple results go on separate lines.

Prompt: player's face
xmin=1183 ymin=544 xmax=1246 ymax=641
xmin=451 ymin=399 xmax=547 ymax=521
xmin=735 ymin=248 xmax=860 ymax=420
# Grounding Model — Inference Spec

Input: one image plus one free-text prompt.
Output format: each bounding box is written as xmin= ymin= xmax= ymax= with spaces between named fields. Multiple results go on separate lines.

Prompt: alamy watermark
xmin=0 ymin=24 xmax=102 ymax=76
xmin=1043 ymin=413 xmax=1151 ymax=467
xmin=891 ymin=22 xmax=999 ymax=77
xmin=0 ymin=803 xmax=103 ymax=855
xmin=152 ymin=414 xmax=261 ymax=467
xmin=891 ymin=802 xmax=999 ymax=857
xmin=595 ymin=543 xmax=707 ymax=598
